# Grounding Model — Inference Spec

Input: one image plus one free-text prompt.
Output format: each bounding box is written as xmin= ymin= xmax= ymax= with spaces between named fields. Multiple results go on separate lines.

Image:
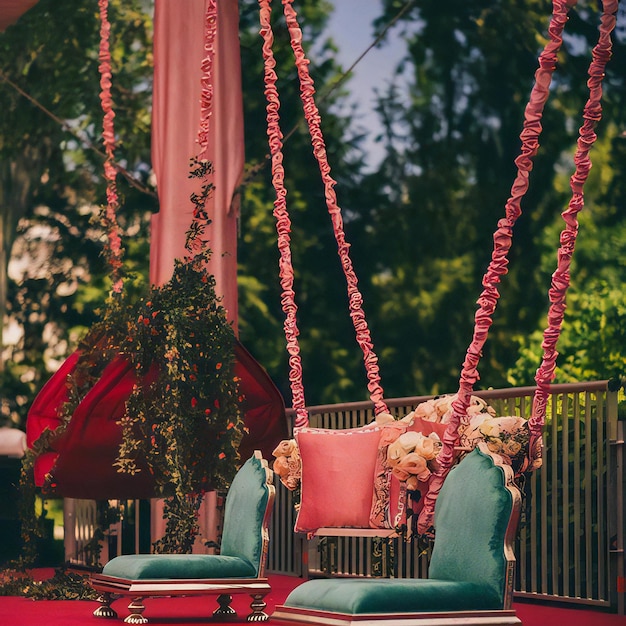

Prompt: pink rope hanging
xmin=98 ymin=0 xmax=218 ymax=267
xmin=258 ymin=0 xmax=308 ymax=426
xmin=529 ymin=0 xmax=619 ymax=456
xmin=184 ymin=0 xmax=218 ymax=258
xmin=281 ymin=0 xmax=388 ymax=420
xmin=257 ymin=0 xmax=389 ymax=427
xmin=418 ymin=0 xmax=621 ymax=535
xmin=98 ymin=0 xmax=124 ymax=295
xmin=196 ymin=0 xmax=218 ymax=159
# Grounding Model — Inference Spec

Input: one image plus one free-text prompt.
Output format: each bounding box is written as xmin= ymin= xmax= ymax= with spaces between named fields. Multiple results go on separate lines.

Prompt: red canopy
xmin=0 ymin=0 xmax=38 ymax=32
xmin=26 ymin=339 xmax=286 ymax=499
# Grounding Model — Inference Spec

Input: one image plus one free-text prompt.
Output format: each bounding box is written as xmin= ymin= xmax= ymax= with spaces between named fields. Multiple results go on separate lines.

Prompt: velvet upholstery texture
xmin=101 ymin=453 xmax=269 ymax=579
xmin=102 ymin=553 xmax=256 ymax=579
xmin=283 ymin=578 xmax=502 ymax=613
xmin=220 ymin=451 xmax=271 ymax=575
xmin=429 ymin=448 xmax=512 ymax=606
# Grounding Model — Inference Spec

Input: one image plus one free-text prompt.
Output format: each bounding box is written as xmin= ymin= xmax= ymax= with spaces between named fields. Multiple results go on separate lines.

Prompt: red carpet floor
xmin=0 ymin=572 xmax=623 ymax=625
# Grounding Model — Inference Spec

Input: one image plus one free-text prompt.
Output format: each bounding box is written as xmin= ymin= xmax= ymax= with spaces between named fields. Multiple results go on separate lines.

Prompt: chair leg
xmin=213 ymin=593 xmax=237 ymax=620
xmin=247 ymin=593 xmax=269 ymax=622
xmin=93 ymin=592 xmax=118 ymax=619
xmin=124 ymin=597 xmax=148 ymax=624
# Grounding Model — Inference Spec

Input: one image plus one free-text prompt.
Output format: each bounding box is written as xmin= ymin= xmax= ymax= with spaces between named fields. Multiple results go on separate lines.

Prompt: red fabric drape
xmin=150 ymin=0 xmax=242 ymax=331
xmin=26 ymin=352 xmax=159 ymax=499
xmin=149 ymin=0 xmax=287 ymax=461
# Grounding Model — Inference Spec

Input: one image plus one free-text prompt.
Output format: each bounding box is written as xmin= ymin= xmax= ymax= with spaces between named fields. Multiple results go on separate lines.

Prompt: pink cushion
xmin=294 ymin=425 xmax=382 ymax=533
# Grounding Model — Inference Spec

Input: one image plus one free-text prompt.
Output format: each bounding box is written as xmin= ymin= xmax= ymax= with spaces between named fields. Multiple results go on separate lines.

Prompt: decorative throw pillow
xmin=294 ymin=425 xmax=383 ymax=533
xmin=370 ymin=417 xmax=448 ymax=531
xmin=369 ymin=420 xmax=409 ymax=529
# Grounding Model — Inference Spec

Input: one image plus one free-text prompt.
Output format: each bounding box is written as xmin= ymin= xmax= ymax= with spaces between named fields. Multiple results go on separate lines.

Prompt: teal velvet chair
xmin=272 ymin=445 xmax=523 ymax=626
xmin=90 ymin=451 xmax=275 ymax=623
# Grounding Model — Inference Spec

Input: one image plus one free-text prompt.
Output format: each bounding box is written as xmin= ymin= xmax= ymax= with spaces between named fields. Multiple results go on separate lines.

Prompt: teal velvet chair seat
xmin=101 ymin=553 xmax=258 ymax=580
xmin=283 ymin=578 xmax=502 ymax=613
xmin=90 ymin=451 xmax=275 ymax=624
xmin=272 ymin=446 xmax=523 ymax=626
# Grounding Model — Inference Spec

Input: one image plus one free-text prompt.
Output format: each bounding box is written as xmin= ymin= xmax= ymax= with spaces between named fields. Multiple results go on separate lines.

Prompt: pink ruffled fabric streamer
xmin=530 ymin=0 xmax=619 ymax=450
xmin=98 ymin=0 xmax=124 ymax=294
xmin=196 ymin=0 xmax=217 ymax=159
xmin=418 ymin=0 xmax=619 ymax=536
xmin=258 ymin=0 xmax=308 ymax=426
xmin=257 ymin=0 xmax=388 ymax=427
xmin=282 ymin=0 xmax=388 ymax=419
xmin=184 ymin=0 xmax=218 ymax=259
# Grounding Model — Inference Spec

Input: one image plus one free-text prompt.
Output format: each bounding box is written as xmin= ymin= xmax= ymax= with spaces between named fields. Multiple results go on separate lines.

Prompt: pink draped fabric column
xmin=150 ymin=0 xmax=243 ymax=329
xmin=149 ymin=0 xmax=244 ymax=552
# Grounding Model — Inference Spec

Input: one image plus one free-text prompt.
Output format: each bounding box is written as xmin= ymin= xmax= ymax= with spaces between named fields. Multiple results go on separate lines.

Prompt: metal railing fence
xmin=64 ymin=381 xmax=624 ymax=613
xmin=268 ymin=381 xmax=624 ymax=613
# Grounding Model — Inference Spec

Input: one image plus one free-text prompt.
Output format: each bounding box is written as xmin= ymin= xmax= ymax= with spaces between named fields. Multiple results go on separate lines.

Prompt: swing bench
xmin=72 ymin=0 xmax=614 ymax=621
xmin=257 ymin=0 xmax=617 ymax=623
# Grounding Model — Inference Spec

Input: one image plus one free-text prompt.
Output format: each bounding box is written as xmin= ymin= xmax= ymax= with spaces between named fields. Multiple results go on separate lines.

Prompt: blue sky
xmin=325 ymin=1 xmax=408 ymax=169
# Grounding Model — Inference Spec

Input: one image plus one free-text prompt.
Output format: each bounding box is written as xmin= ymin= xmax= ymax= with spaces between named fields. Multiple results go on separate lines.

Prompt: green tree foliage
xmin=0 ymin=0 xmax=367 ymax=425
xmin=0 ymin=0 xmax=156 ymax=427
xmin=354 ymin=0 xmax=626 ymax=397
xmin=508 ymin=124 xmax=626 ymax=385
xmin=1 ymin=0 xmax=625 ymax=433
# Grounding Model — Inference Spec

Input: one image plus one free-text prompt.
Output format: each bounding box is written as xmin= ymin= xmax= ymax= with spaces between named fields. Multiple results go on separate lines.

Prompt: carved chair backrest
xmin=220 ymin=451 xmax=275 ymax=577
xmin=428 ymin=446 xmax=522 ymax=609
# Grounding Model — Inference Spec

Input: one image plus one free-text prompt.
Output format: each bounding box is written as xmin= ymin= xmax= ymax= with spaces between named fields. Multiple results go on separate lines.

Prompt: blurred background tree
xmin=354 ymin=0 xmax=626 ymax=398
xmin=0 ymin=0 xmax=156 ymax=427
xmin=0 ymin=0 xmax=625 ymax=431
